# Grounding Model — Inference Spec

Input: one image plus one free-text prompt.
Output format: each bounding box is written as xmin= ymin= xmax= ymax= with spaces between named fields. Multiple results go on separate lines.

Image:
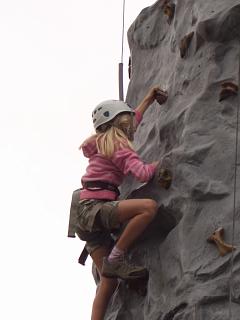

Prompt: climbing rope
xmin=119 ymin=0 xmax=126 ymax=101
xmin=121 ymin=0 xmax=125 ymax=64
xmin=228 ymin=87 xmax=240 ymax=319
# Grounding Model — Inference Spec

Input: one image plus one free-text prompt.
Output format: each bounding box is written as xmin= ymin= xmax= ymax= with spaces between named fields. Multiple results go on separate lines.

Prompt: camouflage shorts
xmin=68 ymin=190 xmax=121 ymax=254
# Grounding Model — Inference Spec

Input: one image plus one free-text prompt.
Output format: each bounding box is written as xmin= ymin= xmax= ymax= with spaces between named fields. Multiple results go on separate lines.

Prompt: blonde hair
xmin=80 ymin=113 xmax=135 ymax=158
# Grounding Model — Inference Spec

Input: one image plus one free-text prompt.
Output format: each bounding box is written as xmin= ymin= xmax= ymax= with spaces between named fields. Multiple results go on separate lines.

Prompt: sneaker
xmin=101 ymin=257 xmax=148 ymax=280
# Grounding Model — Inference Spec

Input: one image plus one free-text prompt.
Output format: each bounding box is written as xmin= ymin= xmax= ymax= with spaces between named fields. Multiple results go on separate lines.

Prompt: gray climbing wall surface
xmin=104 ymin=1 xmax=240 ymax=319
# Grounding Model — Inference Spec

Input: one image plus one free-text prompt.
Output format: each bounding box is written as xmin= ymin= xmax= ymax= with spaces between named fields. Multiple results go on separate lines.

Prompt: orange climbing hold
xmin=163 ymin=2 xmax=175 ymax=24
xmin=219 ymin=81 xmax=239 ymax=101
xmin=207 ymin=227 xmax=236 ymax=257
xmin=179 ymin=32 xmax=194 ymax=58
xmin=157 ymin=157 xmax=173 ymax=190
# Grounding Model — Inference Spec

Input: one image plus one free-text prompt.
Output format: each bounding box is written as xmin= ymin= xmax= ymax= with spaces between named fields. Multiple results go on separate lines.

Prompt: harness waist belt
xmin=82 ymin=181 xmax=120 ymax=196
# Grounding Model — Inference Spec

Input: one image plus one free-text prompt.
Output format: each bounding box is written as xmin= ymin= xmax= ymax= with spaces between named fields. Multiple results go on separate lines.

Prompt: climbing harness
xmin=83 ymin=181 xmax=120 ymax=196
xmin=119 ymin=0 xmax=125 ymax=101
xmin=228 ymin=85 xmax=240 ymax=319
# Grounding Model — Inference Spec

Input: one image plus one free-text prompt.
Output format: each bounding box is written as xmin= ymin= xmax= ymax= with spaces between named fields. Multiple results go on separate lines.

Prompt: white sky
xmin=0 ymin=1 xmax=154 ymax=319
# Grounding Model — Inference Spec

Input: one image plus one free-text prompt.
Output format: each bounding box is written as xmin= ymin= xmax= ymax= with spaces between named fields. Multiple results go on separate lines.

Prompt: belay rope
xmin=118 ymin=0 xmax=134 ymax=137
xmin=228 ymin=82 xmax=240 ymax=319
xmin=118 ymin=0 xmax=125 ymax=101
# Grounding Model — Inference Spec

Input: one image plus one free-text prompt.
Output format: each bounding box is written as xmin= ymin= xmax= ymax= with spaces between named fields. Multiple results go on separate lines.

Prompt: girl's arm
xmin=79 ymin=134 xmax=97 ymax=150
xmin=112 ymin=148 xmax=158 ymax=183
xmin=135 ymin=86 xmax=168 ymax=117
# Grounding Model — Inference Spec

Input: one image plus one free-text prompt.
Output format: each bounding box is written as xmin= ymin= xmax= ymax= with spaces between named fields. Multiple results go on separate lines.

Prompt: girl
xmin=76 ymin=87 xmax=167 ymax=320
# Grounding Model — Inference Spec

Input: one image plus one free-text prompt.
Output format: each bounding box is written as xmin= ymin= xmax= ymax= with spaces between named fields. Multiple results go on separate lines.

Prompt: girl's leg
xmin=115 ymin=198 xmax=157 ymax=251
xmin=101 ymin=198 xmax=157 ymax=279
xmin=91 ymin=246 xmax=118 ymax=320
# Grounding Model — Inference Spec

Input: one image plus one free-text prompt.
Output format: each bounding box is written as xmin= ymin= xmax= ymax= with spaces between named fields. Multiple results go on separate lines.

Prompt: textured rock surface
xmin=105 ymin=1 xmax=240 ymax=319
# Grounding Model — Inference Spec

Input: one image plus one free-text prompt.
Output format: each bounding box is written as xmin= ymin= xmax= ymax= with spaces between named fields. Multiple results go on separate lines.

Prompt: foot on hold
xmin=101 ymin=257 xmax=148 ymax=280
xmin=179 ymin=32 xmax=194 ymax=58
xmin=219 ymin=82 xmax=239 ymax=101
xmin=207 ymin=227 xmax=236 ymax=256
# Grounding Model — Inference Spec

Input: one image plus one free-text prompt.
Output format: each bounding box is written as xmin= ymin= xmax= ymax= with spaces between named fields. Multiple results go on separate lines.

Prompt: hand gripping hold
xmin=155 ymin=88 xmax=168 ymax=105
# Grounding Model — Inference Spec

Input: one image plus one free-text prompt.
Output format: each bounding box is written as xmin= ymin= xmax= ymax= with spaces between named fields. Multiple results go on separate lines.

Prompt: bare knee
xmin=142 ymin=199 xmax=157 ymax=219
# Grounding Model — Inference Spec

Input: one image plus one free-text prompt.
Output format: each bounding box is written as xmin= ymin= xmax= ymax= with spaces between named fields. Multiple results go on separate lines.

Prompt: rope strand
xmin=228 ymin=85 xmax=240 ymax=319
xmin=119 ymin=0 xmax=126 ymax=101
xmin=121 ymin=0 xmax=126 ymax=64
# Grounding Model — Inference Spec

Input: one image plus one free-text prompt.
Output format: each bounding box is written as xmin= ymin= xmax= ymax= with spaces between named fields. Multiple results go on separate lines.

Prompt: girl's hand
xmin=79 ymin=134 xmax=97 ymax=149
xmin=151 ymin=160 xmax=160 ymax=167
xmin=144 ymin=86 xmax=168 ymax=105
xmin=136 ymin=86 xmax=168 ymax=116
xmin=143 ymin=86 xmax=160 ymax=104
xmin=154 ymin=87 xmax=168 ymax=105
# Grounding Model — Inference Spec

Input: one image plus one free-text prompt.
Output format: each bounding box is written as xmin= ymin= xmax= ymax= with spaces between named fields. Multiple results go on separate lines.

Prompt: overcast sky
xmin=0 ymin=1 xmax=154 ymax=319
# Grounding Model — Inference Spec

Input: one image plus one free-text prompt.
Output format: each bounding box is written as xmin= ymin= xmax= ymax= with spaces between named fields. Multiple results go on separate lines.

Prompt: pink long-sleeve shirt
xmin=80 ymin=111 xmax=157 ymax=200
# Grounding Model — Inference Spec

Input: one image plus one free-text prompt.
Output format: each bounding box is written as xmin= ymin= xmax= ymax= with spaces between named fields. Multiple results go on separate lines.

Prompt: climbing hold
xmin=155 ymin=88 xmax=168 ymax=105
xmin=125 ymin=271 xmax=149 ymax=296
xmin=158 ymin=168 xmax=172 ymax=189
xmin=163 ymin=2 xmax=175 ymax=24
xmin=219 ymin=81 xmax=239 ymax=102
xmin=157 ymin=157 xmax=173 ymax=189
xmin=207 ymin=227 xmax=236 ymax=256
xmin=179 ymin=32 xmax=194 ymax=58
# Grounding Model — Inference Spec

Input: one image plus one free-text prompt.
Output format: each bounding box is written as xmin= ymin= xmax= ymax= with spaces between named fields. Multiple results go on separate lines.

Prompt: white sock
xmin=108 ymin=246 xmax=124 ymax=262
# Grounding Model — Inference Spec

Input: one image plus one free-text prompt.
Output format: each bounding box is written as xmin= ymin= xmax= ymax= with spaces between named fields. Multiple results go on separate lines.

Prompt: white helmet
xmin=92 ymin=100 xmax=134 ymax=130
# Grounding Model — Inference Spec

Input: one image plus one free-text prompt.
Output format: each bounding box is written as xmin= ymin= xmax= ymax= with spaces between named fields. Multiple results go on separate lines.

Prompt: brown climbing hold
xmin=158 ymin=168 xmax=172 ymax=189
xmin=179 ymin=32 xmax=194 ymax=58
xmin=155 ymin=88 xmax=168 ymax=105
xmin=219 ymin=82 xmax=239 ymax=102
xmin=157 ymin=157 xmax=172 ymax=189
xmin=163 ymin=3 xmax=175 ymax=24
xmin=207 ymin=227 xmax=236 ymax=257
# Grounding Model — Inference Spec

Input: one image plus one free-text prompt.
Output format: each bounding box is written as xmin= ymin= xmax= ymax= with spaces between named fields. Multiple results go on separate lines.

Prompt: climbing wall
xmin=105 ymin=0 xmax=240 ymax=319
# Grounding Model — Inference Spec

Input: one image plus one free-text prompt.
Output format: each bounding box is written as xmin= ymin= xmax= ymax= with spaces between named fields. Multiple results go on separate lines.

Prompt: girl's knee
xmin=144 ymin=199 xmax=157 ymax=217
